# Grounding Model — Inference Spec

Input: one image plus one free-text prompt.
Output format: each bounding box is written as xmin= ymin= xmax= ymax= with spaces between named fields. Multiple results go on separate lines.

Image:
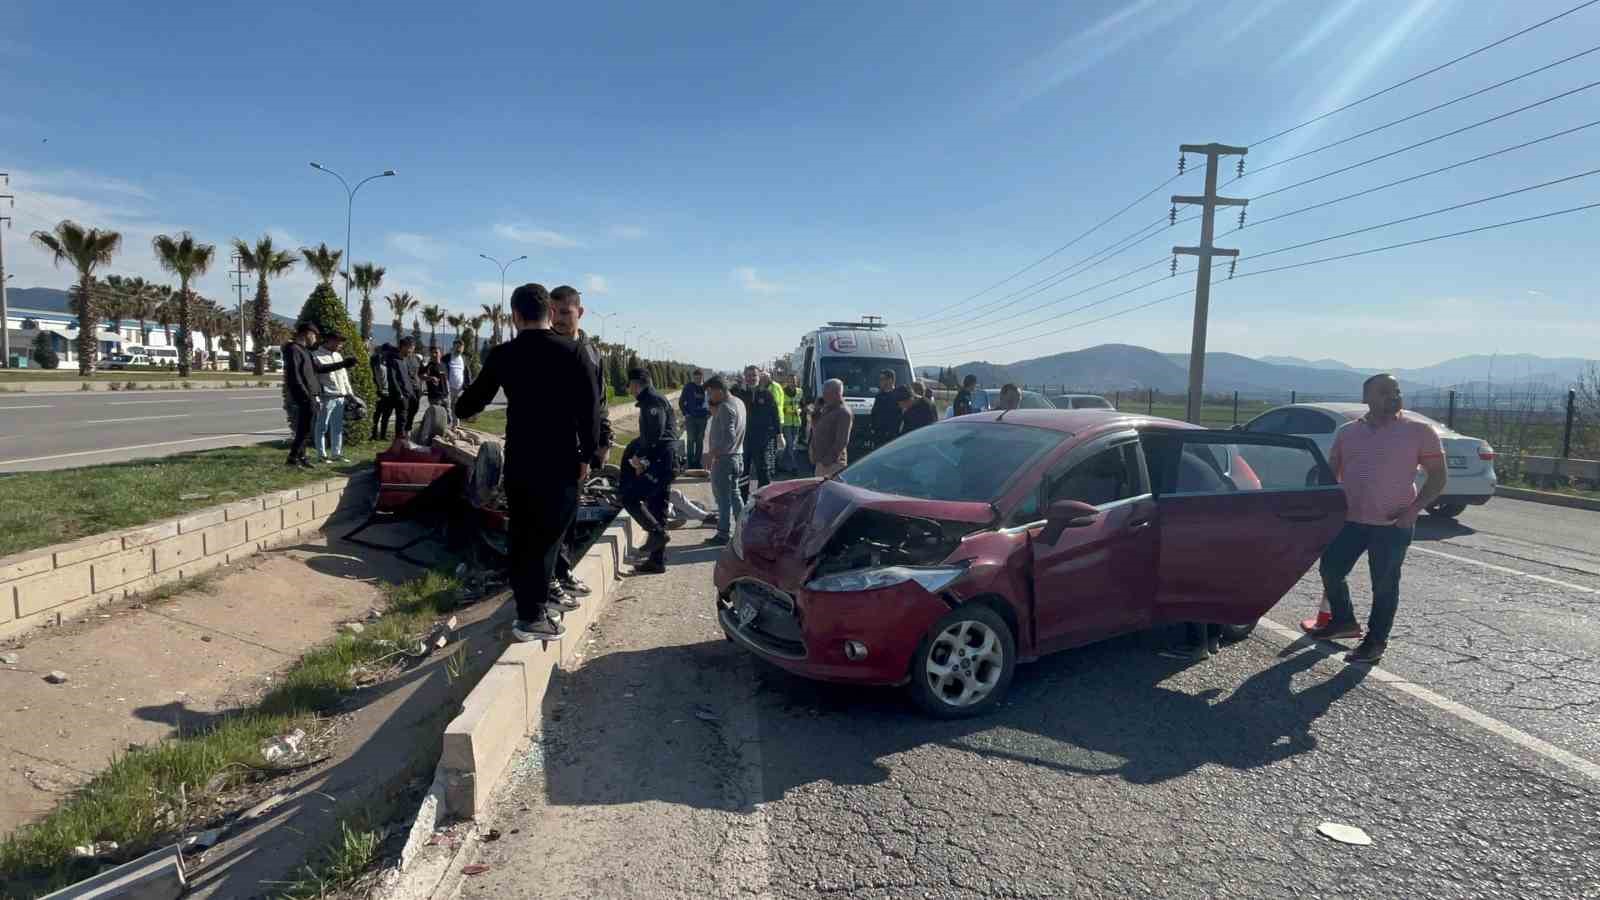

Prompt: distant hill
xmin=940 ymin=343 xmax=1595 ymax=400
xmin=1259 ymin=355 xmax=1363 ymax=373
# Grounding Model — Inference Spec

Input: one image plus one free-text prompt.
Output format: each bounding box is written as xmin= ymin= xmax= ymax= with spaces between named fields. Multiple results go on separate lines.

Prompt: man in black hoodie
xmin=869 ymin=368 xmax=902 ymax=451
xmin=621 ymin=367 xmax=678 ymax=574
xmin=283 ymin=322 xmax=357 ymax=467
xmin=455 ymin=284 xmax=599 ymax=643
xmin=370 ymin=340 xmax=417 ymax=441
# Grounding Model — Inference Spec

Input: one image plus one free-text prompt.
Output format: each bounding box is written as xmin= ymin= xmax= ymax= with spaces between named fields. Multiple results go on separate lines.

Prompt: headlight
xmin=805 ymin=562 xmax=968 ymax=594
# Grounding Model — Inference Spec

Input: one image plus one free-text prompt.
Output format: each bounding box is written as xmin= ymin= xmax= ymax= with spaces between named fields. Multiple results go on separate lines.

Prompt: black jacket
xmin=634 ymin=385 xmax=676 ymax=448
xmin=283 ymin=341 xmax=355 ymax=404
xmin=421 ymin=360 xmax=447 ymax=401
xmin=375 ymin=345 xmax=417 ymax=401
xmin=733 ymin=383 xmax=779 ymax=445
xmin=900 ymin=397 xmax=938 ymax=434
xmin=574 ymin=333 xmax=614 ymax=466
xmin=454 ymin=328 xmax=599 ymax=474
xmin=870 ymin=390 xmax=902 ymax=445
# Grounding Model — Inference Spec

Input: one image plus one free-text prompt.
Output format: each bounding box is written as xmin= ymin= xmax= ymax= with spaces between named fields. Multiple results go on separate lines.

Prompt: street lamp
xmin=479 ymin=253 xmax=527 ymax=340
xmin=309 ymin=162 xmax=395 ymax=313
xmin=595 ymin=311 xmax=619 ymax=343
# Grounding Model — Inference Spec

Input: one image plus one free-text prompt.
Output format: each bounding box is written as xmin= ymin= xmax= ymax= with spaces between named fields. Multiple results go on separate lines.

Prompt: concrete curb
xmin=377 ymin=513 xmax=637 ymax=899
xmin=1494 ymin=485 xmax=1600 ymax=513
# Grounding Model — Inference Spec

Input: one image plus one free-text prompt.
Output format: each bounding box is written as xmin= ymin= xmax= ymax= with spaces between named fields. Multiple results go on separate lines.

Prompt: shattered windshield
xmin=837 ymin=421 xmax=1062 ymax=502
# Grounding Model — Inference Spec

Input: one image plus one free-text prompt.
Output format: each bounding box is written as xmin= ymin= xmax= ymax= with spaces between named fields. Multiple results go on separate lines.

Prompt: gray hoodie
xmin=708 ymin=394 xmax=747 ymax=457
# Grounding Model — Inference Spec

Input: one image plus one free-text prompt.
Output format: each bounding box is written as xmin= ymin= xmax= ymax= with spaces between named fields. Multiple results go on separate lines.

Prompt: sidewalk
xmin=0 ymin=531 xmax=422 ymax=838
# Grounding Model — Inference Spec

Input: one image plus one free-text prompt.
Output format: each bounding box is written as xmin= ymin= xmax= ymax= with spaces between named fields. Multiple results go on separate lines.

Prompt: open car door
xmin=1139 ymin=429 xmax=1347 ymax=626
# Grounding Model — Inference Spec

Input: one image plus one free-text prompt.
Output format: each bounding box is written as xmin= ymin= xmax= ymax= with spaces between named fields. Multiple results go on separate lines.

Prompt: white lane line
xmin=0 ymin=404 xmax=54 ymax=410
xmin=80 ymin=414 xmax=191 ymax=425
xmin=0 ymin=431 xmax=287 ymax=466
xmin=1412 ymin=545 xmax=1599 ymax=594
xmin=1257 ymin=617 xmax=1600 ymax=786
xmin=236 ymin=407 xmax=285 ymax=413
xmin=107 ymin=399 xmax=193 ymax=406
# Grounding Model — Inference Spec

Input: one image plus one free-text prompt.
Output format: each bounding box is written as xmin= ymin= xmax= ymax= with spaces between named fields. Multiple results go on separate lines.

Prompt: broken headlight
xmin=805 ymin=561 xmax=969 ymax=594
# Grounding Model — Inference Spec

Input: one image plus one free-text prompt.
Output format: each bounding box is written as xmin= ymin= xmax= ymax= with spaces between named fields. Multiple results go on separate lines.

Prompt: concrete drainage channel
xmin=374 ymin=513 xmax=641 ymax=900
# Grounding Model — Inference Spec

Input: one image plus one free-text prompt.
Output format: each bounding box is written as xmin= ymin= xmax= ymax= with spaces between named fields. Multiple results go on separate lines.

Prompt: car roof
xmin=1054 ymin=393 xmax=1106 ymax=399
xmin=1274 ymin=402 xmax=1456 ymax=433
xmin=952 ymin=409 xmax=1196 ymax=435
xmin=981 ymin=387 xmax=1045 ymax=396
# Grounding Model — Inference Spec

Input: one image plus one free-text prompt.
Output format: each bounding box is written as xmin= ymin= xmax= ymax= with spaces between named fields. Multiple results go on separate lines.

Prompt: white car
xmin=1239 ymin=402 xmax=1496 ymax=519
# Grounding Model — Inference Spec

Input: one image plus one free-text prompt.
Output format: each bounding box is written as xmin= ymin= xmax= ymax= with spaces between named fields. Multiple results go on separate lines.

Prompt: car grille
xmin=722 ymin=580 xmax=807 ymax=659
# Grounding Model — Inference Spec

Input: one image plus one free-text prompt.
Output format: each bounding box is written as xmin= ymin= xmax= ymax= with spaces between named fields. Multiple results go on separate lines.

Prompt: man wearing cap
xmin=622 ymin=367 xmax=678 ymax=573
xmin=311 ymin=331 xmax=356 ymax=463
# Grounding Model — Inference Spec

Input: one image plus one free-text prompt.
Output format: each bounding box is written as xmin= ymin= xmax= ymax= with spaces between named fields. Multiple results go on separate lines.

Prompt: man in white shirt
xmin=311 ymin=332 xmax=355 ymax=463
xmin=445 ymin=339 xmax=467 ymax=426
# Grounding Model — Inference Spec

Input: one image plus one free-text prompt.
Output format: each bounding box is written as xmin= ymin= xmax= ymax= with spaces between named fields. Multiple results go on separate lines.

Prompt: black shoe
xmin=1206 ymin=634 xmax=1222 ymax=655
xmin=1346 ymin=639 xmax=1387 ymax=665
xmin=547 ymin=586 xmax=581 ymax=612
xmin=294 ymin=458 xmax=316 ymax=469
xmin=1158 ymin=644 xmax=1210 ymax=661
xmin=643 ymin=531 xmax=669 ymax=552
xmin=1305 ymin=620 xmax=1363 ymax=641
xmin=559 ymin=575 xmax=592 ymax=597
xmin=702 ymin=514 xmax=719 ymax=526
xmin=703 ymin=534 xmax=730 ymax=546
xmin=633 ymin=558 xmax=666 ymax=575
xmin=512 ymin=617 xmax=565 ymax=641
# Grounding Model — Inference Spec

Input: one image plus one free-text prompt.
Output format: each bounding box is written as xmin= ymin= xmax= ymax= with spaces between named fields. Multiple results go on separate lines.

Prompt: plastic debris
xmin=343 ymin=622 xmax=366 ymax=635
xmin=462 ymin=864 xmax=491 ymax=876
xmin=44 ymin=671 xmax=68 ymax=684
xmin=1318 ymin=822 xmax=1373 ymax=846
xmin=693 ymin=705 xmax=721 ymax=723
xmin=0 ymin=652 xmax=18 ymax=665
xmin=242 ymin=792 xmax=287 ymax=820
xmin=260 ymin=728 xmax=306 ymax=763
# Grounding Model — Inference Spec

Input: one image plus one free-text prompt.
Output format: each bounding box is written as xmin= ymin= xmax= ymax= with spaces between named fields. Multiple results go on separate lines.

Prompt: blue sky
xmin=3 ymin=0 xmax=1597 ymax=372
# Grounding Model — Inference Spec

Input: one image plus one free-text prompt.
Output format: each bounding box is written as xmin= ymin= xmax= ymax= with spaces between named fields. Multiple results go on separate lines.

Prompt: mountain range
xmin=919 ymin=343 xmax=1594 ymax=400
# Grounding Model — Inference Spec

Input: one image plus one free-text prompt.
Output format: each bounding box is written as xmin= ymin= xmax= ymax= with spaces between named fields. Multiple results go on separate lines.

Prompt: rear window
xmin=837 ymin=421 xmax=1062 ymax=502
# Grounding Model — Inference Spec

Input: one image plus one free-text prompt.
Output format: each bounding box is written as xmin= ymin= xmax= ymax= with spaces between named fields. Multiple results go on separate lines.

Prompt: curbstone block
xmin=1 ymin=584 xmax=14 ymax=624
xmin=179 ymin=553 xmax=225 ymax=581
xmin=53 ymin=536 xmax=123 ymax=568
xmin=91 ymin=548 xmax=154 ymax=594
xmin=225 ymin=498 xmax=264 ymax=521
xmin=177 ymin=508 xmax=226 ymax=534
xmin=323 ymin=476 xmax=350 ymax=493
xmin=441 ymin=665 xmax=528 ymax=819
xmin=119 ymin=569 xmax=183 ymax=599
xmin=312 ymin=491 xmax=344 ymax=519
xmin=202 ymin=519 xmax=248 ymax=556
xmin=153 ymin=533 xmax=205 ymax=574
xmin=14 ymin=565 xmax=93 ymax=617
xmin=0 ymin=553 xmax=53 ymax=586
xmin=121 ymin=522 xmax=180 ymax=550
xmin=281 ymin=498 xmax=315 ymax=530
xmin=497 ymin=642 xmax=562 ymax=732
xmin=244 ymin=508 xmax=282 ymax=542
xmin=296 ymin=482 xmax=327 ymax=500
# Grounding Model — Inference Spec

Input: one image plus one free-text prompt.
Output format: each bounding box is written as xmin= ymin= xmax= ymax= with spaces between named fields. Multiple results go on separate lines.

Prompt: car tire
xmin=1426 ymin=502 xmax=1467 ymax=519
xmin=908 ymin=604 xmax=1016 ymax=719
xmin=1219 ymin=620 xmax=1258 ymax=643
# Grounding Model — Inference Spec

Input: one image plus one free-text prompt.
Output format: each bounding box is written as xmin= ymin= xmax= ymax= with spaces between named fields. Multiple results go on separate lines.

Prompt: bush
xmin=297 ymin=283 xmax=378 ymax=445
xmin=30 ymin=333 xmax=60 ymax=370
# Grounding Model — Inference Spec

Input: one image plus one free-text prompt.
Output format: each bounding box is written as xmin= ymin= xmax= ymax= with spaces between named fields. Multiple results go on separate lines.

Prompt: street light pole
xmin=0 ymin=173 xmax=12 ymax=367
xmin=309 ymin=162 xmax=395 ymax=314
xmin=479 ymin=253 xmax=527 ymax=341
xmin=595 ymin=311 xmax=619 ymax=343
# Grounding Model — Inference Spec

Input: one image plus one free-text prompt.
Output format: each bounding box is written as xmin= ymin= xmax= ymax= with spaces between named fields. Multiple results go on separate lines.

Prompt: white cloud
xmin=265 ymin=227 xmax=305 ymax=250
xmin=493 ymin=224 xmax=581 ymax=248
xmin=1526 ymin=289 xmax=1548 ymax=297
xmin=387 ymin=231 xmax=446 ymax=262
xmin=583 ymin=274 xmax=610 ymax=295
xmin=1014 ymin=0 xmax=1199 ymax=102
xmin=610 ymin=224 xmax=647 ymax=240
xmin=732 ymin=266 xmax=785 ymax=295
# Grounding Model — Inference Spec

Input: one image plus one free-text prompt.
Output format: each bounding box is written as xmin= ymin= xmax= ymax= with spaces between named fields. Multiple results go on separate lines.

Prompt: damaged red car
xmin=713 ymin=410 xmax=1347 ymax=718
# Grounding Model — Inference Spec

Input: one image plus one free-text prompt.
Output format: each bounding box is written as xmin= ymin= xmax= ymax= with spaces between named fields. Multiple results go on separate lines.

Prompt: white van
xmin=141 ymin=346 xmax=181 ymax=367
xmin=793 ymin=319 xmax=915 ymax=456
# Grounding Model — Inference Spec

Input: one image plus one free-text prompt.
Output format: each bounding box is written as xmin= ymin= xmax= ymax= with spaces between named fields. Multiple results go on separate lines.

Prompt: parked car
xmin=713 ymin=410 xmax=1345 ymax=717
xmin=1239 ymin=402 xmax=1495 ymax=519
xmin=981 ymin=387 xmax=1053 ymax=410
xmin=1049 ymin=393 xmax=1114 ymax=411
xmin=102 ymin=352 xmax=150 ymax=370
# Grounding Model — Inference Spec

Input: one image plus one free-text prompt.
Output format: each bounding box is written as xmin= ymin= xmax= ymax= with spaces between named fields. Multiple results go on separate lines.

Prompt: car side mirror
xmin=1229 ymin=424 xmax=1245 ymax=432
xmin=1041 ymin=499 xmax=1099 ymax=543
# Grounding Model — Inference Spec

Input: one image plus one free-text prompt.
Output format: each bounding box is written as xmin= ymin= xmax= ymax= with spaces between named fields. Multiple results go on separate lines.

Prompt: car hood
xmin=741 ymin=478 xmax=995 ymax=574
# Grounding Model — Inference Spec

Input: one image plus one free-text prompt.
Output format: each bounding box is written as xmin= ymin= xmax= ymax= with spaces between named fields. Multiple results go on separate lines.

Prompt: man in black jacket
xmin=283 ymin=322 xmax=357 ymax=468
xmin=895 ymin=385 xmax=938 ymax=434
xmin=733 ymin=366 xmax=779 ymax=498
xmin=869 ymin=368 xmax=902 ymax=451
xmin=622 ymin=367 xmax=678 ymax=574
xmin=548 ymin=285 xmax=614 ymax=601
xmin=370 ymin=341 xmax=417 ymax=441
xmin=455 ymin=284 xmax=599 ymax=642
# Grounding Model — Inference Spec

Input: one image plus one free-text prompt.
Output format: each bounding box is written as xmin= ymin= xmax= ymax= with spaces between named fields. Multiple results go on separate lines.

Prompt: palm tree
xmin=348 ymin=262 xmax=385 ymax=342
xmin=421 ymin=304 xmax=445 ymax=352
xmin=153 ymin=285 xmax=175 ymax=351
xmin=152 ymin=232 xmax=217 ymax=378
xmin=233 ymin=235 xmax=297 ymax=375
xmin=445 ymin=313 xmax=466 ymax=349
xmin=300 ymin=242 xmax=344 ymax=286
xmin=126 ymin=277 xmax=157 ymax=345
xmin=30 ymin=221 xmax=122 ymax=375
xmin=386 ymin=291 xmax=418 ymax=345
xmin=102 ymin=275 xmax=131 ymax=346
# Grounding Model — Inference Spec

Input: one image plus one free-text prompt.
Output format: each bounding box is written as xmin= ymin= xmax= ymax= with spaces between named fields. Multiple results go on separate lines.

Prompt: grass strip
xmin=0 ymin=441 xmax=379 ymax=558
xmin=273 ymin=819 xmax=384 ymax=900
xmin=0 ymin=570 xmax=462 ymax=899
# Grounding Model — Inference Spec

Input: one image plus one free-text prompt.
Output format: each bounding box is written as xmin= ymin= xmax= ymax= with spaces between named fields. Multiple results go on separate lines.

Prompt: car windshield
xmin=820 ymin=357 xmax=913 ymax=398
xmin=837 ymin=421 xmax=1063 ymax=502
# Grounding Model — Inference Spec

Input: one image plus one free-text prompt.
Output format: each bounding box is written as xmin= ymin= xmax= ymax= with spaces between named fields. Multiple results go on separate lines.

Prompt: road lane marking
xmin=0 ymin=404 xmax=54 ymax=410
xmin=1258 ymin=617 xmax=1600 ymax=786
xmin=107 ymin=399 xmax=193 ymax=406
xmin=237 ymin=407 xmax=285 ymax=413
xmin=0 ymin=431 xmax=288 ymax=466
xmin=1412 ymin=545 xmax=1599 ymax=594
xmin=80 ymin=414 xmax=192 ymax=425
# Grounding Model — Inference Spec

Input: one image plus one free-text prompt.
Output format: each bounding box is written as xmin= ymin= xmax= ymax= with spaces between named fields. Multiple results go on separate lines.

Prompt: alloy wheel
xmin=924 ymin=619 xmax=1005 ymax=707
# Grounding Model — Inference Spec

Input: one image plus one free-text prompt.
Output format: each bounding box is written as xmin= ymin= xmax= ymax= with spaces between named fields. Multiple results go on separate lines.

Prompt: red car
xmin=713 ymin=410 xmax=1347 ymax=718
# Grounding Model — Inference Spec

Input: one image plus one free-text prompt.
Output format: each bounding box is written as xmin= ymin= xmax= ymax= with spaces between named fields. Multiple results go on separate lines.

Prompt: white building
xmin=3 ymin=306 xmax=268 ymax=369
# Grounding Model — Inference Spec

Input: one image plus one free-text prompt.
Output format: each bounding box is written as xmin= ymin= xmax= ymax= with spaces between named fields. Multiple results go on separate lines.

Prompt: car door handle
xmin=1277 ymin=510 xmax=1327 ymax=522
xmin=1126 ymin=518 xmax=1152 ymax=530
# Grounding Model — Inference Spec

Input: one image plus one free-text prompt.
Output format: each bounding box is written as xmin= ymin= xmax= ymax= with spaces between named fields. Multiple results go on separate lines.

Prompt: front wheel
xmin=1427 ymin=502 xmax=1467 ymax=519
xmin=908 ymin=605 xmax=1016 ymax=719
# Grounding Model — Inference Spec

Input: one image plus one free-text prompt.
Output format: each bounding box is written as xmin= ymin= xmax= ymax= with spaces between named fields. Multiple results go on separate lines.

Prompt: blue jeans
xmin=781 ymin=425 xmax=799 ymax=469
xmin=315 ymin=395 xmax=346 ymax=459
xmin=712 ymin=454 xmax=745 ymax=539
xmin=1319 ymin=521 xmax=1414 ymax=643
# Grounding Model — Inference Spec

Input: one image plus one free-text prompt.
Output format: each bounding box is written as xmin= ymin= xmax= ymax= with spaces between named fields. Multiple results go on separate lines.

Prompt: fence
xmin=927 ymin=382 xmax=1598 ymax=477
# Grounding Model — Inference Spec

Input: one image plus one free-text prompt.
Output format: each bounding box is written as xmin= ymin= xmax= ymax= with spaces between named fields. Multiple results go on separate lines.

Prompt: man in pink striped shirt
xmin=1306 ymin=373 xmax=1447 ymax=664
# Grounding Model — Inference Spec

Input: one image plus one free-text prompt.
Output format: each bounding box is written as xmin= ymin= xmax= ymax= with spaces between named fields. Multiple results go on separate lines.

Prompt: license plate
xmin=736 ymin=602 xmax=759 ymax=627
xmin=1447 ymin=455 xmax=1467 ymax=468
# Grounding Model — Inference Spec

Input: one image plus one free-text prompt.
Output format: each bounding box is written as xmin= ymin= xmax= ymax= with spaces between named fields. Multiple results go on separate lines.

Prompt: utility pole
xmin=1172 ymin=143 xmax=1247 ymax=424
xmin=230 ymin=250 xmax=249 ymax=369
xmin=0 ymin=173 xmax=12 ymax=367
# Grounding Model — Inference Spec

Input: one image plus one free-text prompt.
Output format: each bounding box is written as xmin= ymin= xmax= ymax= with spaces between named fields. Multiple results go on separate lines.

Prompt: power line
xmin=928 ymin=201 xmax=1600 ymax=360
xmin=1241 ymin=118 xmax=1600 ymax=230
xmin=1254 ymin=79 xmax=1600 ymax=202
xmin=900 ymin=169 xmax=1192 ymax=326
xmin=1238 ymin=44 xmax=1600 ymax=182
xmin=1249 ymin=0 xmax=1600 ymax=147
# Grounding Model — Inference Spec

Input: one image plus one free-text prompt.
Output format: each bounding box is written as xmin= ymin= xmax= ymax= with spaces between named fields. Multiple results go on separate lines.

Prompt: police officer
xmin=455 ymin=284 xmax=599 ymax=642
xmin=621 ymin=367 xmax=677 ymax=574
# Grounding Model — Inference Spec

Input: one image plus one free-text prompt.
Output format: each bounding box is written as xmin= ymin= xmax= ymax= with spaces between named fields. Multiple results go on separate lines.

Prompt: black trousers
xmin=372 ymin=396 xmax=401 ymax=439
xmin=506 ymin=477 xmax=578 ymax=622
xmin=401 ymin=396 xmax=420 ymax=435
xmin=623 ymin=480 xmax=673 ymax=563
xmin=553 ymin=495 xmax=581 ymax=584
xmin=288 ymin=400 xmax=315 ymax=461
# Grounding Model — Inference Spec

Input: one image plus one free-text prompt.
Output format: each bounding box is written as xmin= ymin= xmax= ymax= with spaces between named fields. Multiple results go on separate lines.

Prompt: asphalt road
xmin=458 ymin=492 xmax=1600 ymax=900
